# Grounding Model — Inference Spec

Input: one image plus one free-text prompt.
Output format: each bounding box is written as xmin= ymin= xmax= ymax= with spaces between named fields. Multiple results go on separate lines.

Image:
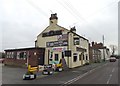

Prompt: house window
xmin=73 ymin=53 xmax=77 ymax=62
xmin=18 ymin=52 xmax=27 ymax=59
xmin=79 ymin=54 xmax=81 ymax=61
xmin=86 ymin=55 xmax=88 ymax=60
xmin=19 ymin=52 xmax=24 ymax=59
xmin=73 ymin=56 xmax=77 ymax=62
xmin=6 ymin=52 xmax=10 ymax=58
xmin=13 ymin=52 xmax=17 ymax=58
xmin=24 ymin=52 xmax=27 ymax=58
xmin=11 ymin=52 xmax=14 ymax=58
xmin=62 ymin=52 xmax=64 ymax=58
xmin=74 ymin=38 xmax=79 ymax=45
xmin=83 ymin=54 xmax=84 ymax=60
xmin=55 ymin=54 xmax=59 ymax=61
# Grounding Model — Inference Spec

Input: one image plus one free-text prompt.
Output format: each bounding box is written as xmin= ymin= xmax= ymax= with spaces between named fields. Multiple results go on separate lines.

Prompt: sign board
xmin=46 ymin=40 xmax=68 ymax=47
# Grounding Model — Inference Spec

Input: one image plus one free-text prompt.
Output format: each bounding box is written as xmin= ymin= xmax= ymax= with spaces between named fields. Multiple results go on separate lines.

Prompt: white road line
xmin=112 ymin=68 xmax=115 ymax=73
xmin=107 ymin=74 xmax=112 ymax=84
xmin=62 ymin=62 xmax=108 ymax=85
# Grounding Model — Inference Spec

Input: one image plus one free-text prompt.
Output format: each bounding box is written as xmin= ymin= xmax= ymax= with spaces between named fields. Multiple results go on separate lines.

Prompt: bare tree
xmin=109 ymin=45 xmax=117 ymax=55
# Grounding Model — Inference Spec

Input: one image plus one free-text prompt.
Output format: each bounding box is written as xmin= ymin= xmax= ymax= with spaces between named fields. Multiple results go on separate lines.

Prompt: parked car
xmin=109 ymin=57 xmax=116 ymax=62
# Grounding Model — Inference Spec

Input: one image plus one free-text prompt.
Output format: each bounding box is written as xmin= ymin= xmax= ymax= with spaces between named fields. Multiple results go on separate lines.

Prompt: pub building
xmin=35 ymin=13 xmax=89 ymax=68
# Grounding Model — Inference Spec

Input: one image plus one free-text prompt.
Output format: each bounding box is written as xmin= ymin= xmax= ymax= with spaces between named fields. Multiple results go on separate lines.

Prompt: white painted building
xmin=35 ymin=13 xmax=89 ymax=68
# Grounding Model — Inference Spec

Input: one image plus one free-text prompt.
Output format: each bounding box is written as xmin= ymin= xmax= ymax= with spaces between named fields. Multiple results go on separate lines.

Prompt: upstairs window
xmin=74 ymin=38 xmax=79 ymax=45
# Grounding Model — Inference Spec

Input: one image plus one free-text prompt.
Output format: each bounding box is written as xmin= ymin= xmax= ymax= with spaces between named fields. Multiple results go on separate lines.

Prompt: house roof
xmin=37 ymin=24 xmax=88 ymax=41
xmin=4 ymin=47 xmax=45 ymax=52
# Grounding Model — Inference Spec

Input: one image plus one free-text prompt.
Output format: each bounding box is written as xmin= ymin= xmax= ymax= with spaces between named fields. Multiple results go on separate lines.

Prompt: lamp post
xmin=103 ymin=35 xmax=105 ymax=61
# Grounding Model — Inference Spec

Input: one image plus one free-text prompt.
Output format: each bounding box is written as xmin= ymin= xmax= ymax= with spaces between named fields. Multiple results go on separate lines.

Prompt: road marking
xmin=59 ymin=81 xmax=66 ymax=83
xmin=63 ymin=71 xmax=89 ymax=85
xmin=107 ymin=74 xmax=112 ymax=84
xmin=61 ymin=62 xmax=108 ymax=86
xmin=112 ymin=68 xmax=115 ymax=73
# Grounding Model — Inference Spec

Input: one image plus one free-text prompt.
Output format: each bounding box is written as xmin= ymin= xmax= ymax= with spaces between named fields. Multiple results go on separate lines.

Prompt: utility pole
xmin=103 ymin=35 xmax=105 ymax=61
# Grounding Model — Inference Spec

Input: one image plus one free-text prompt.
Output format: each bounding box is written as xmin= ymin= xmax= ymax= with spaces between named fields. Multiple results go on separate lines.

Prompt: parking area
xmin=1 ymin=61 xmax=108 ymax=84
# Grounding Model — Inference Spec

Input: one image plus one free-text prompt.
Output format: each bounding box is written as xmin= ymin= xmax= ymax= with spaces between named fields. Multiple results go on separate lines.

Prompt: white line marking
xmin=62 ymin=62 xmax=108 ymax=85
xmin=112 ymin=68 xmax=115 ymax=73
xmin=107 ymin=74 xmax=112 ymax=84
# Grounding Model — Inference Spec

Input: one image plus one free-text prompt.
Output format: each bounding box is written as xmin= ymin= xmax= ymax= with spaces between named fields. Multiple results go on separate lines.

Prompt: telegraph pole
xmin=103 ymin=35 xmax=105 ymax=61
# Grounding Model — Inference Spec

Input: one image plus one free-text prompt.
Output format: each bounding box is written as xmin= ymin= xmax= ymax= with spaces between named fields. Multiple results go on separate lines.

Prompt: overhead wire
xmin=56 ymin=0 xmax=82 ymax=20
xmin=25 ymin=0 xmax=49 ymax=18
xmin=86 ymin=0 xmax=119 ymax=19
xmin=57 ymin=0 xmax=103 ymax=37
xmin=56 ymin=0 xmax=118 ymax=42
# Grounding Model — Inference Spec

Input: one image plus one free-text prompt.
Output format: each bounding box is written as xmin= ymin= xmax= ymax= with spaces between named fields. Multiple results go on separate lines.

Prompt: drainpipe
xmin=67 ymin=32 xmax=70 ymax=68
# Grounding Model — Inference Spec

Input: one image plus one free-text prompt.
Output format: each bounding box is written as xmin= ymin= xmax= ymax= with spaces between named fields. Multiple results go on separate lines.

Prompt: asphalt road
xmin=1 ymin=60 xmax=119 ymax=85
xmin=64 ymin=60 xmax=118 ymax=85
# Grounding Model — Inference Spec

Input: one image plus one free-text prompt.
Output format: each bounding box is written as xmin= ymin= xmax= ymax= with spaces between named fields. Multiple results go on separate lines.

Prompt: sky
xmin=0 ymin=0 xmax=119 ymax=54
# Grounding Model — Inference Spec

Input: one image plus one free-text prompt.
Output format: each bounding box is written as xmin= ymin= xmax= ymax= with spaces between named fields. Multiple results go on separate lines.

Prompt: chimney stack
xmin=49 ymin=13 xmax=58 ymax=25
xmin=70 ymin=26 xmax=76 ymax=33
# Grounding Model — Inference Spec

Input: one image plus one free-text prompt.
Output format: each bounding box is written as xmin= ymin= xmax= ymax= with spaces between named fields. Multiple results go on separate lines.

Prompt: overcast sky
xmin=0 ymin=0 xmax=119 ymax=53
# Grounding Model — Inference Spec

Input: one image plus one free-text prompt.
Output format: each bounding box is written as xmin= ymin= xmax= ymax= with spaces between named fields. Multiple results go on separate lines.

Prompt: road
xmin=64 ymin=60 xmax=118 ymax=85
xmin=1 ymin=60 xmax=119 ymax=85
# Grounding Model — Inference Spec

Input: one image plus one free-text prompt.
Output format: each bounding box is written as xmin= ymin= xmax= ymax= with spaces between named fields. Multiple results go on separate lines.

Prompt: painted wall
xmin=36 ymin=14 xmax=89 ymax=68
xmin=99 ymin=49 xmax=110 ymax=61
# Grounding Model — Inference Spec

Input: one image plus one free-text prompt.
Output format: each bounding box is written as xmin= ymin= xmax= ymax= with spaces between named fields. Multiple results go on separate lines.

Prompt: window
xmin=18 ymin=52 xmax=27 ymax=59
xmin=79 ymin=54 xmax=81 ymax=61
xmin=73 ymin=56 xmax=77 ymax=62
xmin=17 ymin=52 xmax=20 ymax=59
xmin=11 ymin=52 xmax=14 ymax=58
xmin=74 ymin=38 xmax=79 ymax=45
xmin=86 ymin=55 xmax=88 ymax=60
xmin=83 ymin=54 xmax=84 ymax=60
xmin=6 ymin=52 xmax=10 ymax=58
xmin=19 ymin=52 xmax=24 ymax=59
xmin=73 ymin=53 xmax=77 ymax=62
xmin=13 ymin=52 xmax=17 ymax=58
xmin=62 ymin=52 xmax=64 ymax=58
xmin=55 ymin=54 xmax=59 ymax=61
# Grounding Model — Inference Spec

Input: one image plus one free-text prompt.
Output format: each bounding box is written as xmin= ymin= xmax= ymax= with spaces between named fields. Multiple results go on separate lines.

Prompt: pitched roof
xmin=37 ymin=24 xmax=88 ymax=41
xmin=4 ymin=47 xmax=45 ymax=51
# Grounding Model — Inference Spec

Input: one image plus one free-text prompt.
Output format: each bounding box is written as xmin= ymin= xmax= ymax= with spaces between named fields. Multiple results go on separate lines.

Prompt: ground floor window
xmin=86 ymin=55 xmax=88 ymax=60
xmin=73 ymin=56 xmax=77 ymax=62
xmin=16 ymin=52 xmax=27 ymax=60
xmin=73 ymin=53 xmax=77 ymax=62
xmin=83 ymin=54 xmax=85 ymax=60
xmin=79 ymin=54 xmax=81 ymax=61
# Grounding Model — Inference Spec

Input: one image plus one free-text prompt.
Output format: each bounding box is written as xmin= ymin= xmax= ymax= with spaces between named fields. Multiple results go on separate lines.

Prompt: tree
xmin=109 ymin=45 xmax=117 ymax=55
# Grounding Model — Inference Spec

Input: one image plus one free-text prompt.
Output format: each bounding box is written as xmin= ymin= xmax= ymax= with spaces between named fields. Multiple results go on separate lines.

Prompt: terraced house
xmin=35 ymin=13 xmax=89 ymax=68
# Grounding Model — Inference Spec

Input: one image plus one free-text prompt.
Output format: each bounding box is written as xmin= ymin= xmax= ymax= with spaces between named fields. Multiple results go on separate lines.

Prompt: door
xmin=38 ymin=53 xmax=44 ymax=65
xmin=54 ymin=52 xmax=61 ymax=64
